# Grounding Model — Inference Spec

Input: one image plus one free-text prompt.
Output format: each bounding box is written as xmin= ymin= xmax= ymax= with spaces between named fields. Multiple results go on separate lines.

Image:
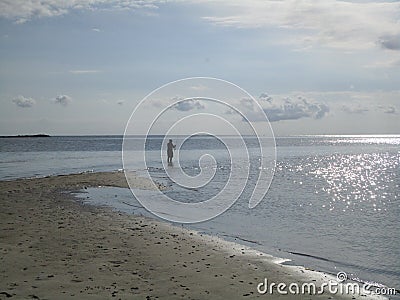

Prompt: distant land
xmin=0 ymin=134 xmax=50 ymax=138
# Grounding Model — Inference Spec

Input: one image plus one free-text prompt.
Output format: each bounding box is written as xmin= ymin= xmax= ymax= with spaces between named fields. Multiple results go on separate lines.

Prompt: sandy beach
xmin=0 ymin=172 xmax=383 ymax=299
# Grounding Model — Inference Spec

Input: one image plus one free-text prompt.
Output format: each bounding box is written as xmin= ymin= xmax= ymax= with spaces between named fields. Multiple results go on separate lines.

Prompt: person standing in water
xmin=167 ymin=139 xmax=176 ymax=164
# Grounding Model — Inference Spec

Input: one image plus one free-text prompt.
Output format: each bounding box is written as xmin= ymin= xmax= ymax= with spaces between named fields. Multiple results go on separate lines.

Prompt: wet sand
xmin=0 ymin=172 xmax=383 ymax=299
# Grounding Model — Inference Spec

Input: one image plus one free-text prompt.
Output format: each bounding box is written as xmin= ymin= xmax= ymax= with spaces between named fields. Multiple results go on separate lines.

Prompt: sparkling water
xmin=1 ymin=135 xmax=398 ymax=293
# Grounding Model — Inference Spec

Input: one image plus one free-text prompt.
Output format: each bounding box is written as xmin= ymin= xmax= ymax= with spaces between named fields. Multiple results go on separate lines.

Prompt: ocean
xmin=0 ymin=135 xmax=399 ymax=295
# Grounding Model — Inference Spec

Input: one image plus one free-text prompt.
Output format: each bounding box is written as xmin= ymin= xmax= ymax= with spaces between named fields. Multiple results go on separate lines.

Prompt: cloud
xmin=259 ymin=93 xmax=272 ymax=103
xmin=378 ymin=35 xmax=400 ymax=51
xmin=173 ymin=99 xmax=205 ymax=111
xmin=92 ymin=28 xmax=101 ymax=32
xmin=69 ymin=70 xmax=101 ymax=74
xmin=3 ymin=0 xmax=399 ymax=55
xmin=190 ymin=84 xmax=208 ymax=91
xmin=264 ymin=96 xmax=329 ymax=122
xmin=12 ymin=95 xmax=36 ymax=108
xmin=0 ymin=0 xmax=159 ymax=23
xmin=2 ymin=0 xmax=399 ymax=54
xmin=340 ymin=104 xmax=369 ymax=114
xmin=202 ymin=0 xmax=400 ymax=51
xmin=383 ymin=106 xmax=396 ymax=114
xmin=236 ymin=95 xmax=329 ymax=122
xmin=341 ymin=102 xmax=398 ymax=115
xmin=364 ymin=57 xmax=400 ymax=69
xmin=378 ymin=105 xmax=397 ymax=115
xmin=54 ymin=94 xmax=72 ymax=106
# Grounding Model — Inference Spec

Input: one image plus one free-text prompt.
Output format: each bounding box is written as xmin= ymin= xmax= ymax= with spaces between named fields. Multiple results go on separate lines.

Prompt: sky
xmin=0 ymin=0 xmax=399 ymax=136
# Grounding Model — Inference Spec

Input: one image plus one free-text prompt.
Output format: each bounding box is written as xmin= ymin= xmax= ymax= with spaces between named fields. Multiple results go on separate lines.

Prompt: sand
xmin=0 ymin=171 xmax=385 ymax=299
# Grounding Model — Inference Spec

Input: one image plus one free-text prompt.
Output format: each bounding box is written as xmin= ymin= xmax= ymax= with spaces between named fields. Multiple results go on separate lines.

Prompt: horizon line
xmin=1 ymin=133 xmax=400 ymax=138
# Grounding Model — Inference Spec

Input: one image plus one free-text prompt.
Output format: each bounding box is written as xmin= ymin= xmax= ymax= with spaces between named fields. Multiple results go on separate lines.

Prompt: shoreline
xmin=0 ymin=171 xmax=386 ymax=299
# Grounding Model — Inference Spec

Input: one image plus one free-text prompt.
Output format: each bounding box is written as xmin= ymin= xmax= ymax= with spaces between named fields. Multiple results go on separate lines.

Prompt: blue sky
xmin=0 ymin=0 xmax=399 ymax=135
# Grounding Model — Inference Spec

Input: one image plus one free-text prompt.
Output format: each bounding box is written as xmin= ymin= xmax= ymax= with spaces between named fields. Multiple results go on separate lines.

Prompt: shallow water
xmin=1 ymin=135 xmax=399 ymax=294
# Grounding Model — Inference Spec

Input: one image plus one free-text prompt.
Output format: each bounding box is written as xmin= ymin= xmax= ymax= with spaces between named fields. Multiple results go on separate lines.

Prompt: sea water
xmin=0 ymin=135 xmax=399 ymax=293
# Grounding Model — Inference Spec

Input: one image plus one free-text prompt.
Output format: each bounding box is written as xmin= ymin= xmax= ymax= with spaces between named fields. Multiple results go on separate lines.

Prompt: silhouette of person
xmin=167 ymin=139 xmax=176 ymax=164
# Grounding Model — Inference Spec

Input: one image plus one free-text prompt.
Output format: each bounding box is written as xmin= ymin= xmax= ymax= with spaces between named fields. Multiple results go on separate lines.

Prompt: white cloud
xmin=379 ymin=105 xmax=397 ymax=115
xmin=3 ymin=0 xmax=398 ymax=56
xmin=12 ymin=95 xmax=36 ymax=108
xmin=54 ymin=94 xmax=72 ymax=106
xmin=2 ymin=0 xmax=399 ymax=56
xmin=173 ymin=98 xmax=205 ymax=111
xmin=364 ymin=57 xmax=400 ymax=69
xmin=0 ymin=0 xmax=159 ymax=23
xmin=202 ymin=0 xmax=400 ymax=51
xmin=262 ymin=95 xmax=329 ymax=122
xmin=342 ymin=103 xmax=399 ymax=115
xmin=235 ymin=94 xmax=329 ymax=123
xmin=297 ymin=90 xmax=399 ymax=116
xmin=190 ymin=84 xmax=208 ymax=91
xmin=69 ymin=70 xmax=102 ymax=74
xmin=259 ymin=93 xmax=272 ymax=103
xmin=340 ymin=104 xmax=369 ymax=114
xmin=92 ymin=28 xmax=101 ymax=32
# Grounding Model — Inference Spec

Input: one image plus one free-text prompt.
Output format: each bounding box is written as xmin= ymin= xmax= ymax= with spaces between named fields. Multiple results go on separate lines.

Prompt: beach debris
xmin=0 ymin=291 xmax=13 ymax=298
